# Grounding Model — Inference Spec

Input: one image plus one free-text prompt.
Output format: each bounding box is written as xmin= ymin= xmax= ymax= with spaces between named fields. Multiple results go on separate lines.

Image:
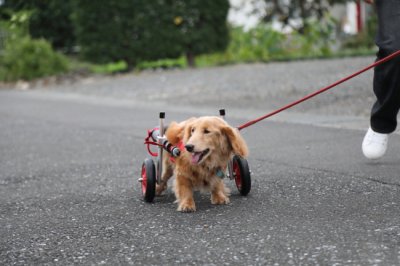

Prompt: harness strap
xmin=145 ymin=128 xmax=160 ymax=157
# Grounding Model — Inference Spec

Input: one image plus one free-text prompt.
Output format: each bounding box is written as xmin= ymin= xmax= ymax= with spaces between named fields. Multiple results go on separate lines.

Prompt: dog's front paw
xmin=211 ymin=194 xmax=230 ymax=205
xmin=177 ymin=200 xmax=196 ymax=212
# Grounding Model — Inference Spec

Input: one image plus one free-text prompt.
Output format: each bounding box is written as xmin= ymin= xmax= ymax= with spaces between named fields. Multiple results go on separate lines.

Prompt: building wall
xmin=228 ymin=0 xmax=370 ymax=35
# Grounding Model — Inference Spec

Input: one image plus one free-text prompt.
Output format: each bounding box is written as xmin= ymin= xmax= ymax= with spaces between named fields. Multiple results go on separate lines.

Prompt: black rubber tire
xmin=141 ymin=158 xmax=156 ymax=202
xmin=232 ymin=155 xmax=251 ymax=196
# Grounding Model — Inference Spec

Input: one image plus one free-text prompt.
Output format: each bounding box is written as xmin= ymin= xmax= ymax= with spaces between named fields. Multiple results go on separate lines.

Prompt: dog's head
xmin=166 ymin=116 xmax=248 ymax=165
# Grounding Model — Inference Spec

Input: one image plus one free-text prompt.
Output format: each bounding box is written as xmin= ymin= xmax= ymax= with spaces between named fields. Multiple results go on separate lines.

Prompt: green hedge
xmin=2 ymin=0 xmax=230 ymax=67
xmin=72 ymin=0 xmax=229 ymax=67
xmin=0 ymin=37 xmax=69 ymax=81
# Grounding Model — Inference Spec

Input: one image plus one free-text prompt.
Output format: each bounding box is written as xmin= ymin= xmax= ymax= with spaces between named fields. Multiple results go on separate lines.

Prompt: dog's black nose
xmin=185 ymin=144 xmax=194 ymax=152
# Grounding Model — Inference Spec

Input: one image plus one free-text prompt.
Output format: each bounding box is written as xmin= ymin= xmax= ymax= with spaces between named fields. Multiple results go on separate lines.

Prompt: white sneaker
xmin=362 ymin=127 xmax=388 ymax=160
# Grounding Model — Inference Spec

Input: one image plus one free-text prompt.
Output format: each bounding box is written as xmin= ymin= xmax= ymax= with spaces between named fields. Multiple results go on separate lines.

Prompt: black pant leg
xmin=370 ymin=0 xmax=400 ymax=133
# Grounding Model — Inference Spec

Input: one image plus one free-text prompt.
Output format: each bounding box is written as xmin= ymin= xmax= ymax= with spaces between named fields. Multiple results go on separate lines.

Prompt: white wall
xmin=228 ymin=0 xmax=368 ymax=35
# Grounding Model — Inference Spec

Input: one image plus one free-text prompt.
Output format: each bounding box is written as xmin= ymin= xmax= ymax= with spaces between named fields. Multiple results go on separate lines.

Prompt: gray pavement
xmin=1 ymin=57 xmax=400 ymax=265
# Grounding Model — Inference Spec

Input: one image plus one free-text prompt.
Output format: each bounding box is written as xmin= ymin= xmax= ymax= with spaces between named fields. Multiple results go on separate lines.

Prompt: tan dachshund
xmin=156 ymin=116 xmax=248 ymax=212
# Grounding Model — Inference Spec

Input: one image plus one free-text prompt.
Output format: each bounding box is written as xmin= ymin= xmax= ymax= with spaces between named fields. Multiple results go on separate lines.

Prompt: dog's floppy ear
xmin=182 ymin=117 xmax=197 ymax=142
xmin=166 ymin=118 xmax=196 ymax=145
xmin=222 ymin=126 xmax=249 ymax=157
xmin=165 ymin=121 xmax=183 ymax=145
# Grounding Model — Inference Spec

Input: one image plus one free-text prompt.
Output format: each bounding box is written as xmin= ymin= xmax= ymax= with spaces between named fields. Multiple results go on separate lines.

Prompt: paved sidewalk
xmin=3 ymin=56 xmax=378 ymax=130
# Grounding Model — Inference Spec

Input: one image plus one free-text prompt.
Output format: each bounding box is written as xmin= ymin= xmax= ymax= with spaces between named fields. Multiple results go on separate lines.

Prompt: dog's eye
xmin=203 ymin=129 xmax=210 ymax=134
xmin=191 ymin=127 xmax=195 ymax=133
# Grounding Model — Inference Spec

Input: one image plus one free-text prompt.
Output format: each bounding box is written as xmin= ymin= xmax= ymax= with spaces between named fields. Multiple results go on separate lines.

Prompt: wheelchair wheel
xmin=141 ymin=158 xmax=156 ymax=202
xmin=232 ymin=155 xmax=251 ymax=196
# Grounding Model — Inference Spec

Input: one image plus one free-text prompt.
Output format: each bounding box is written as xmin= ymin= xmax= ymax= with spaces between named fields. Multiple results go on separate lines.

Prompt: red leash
xmin=237 ymin=50 xmax=400 ymax=131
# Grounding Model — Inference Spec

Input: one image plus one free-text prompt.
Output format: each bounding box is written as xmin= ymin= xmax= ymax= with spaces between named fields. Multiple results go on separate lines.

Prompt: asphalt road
xmin=1 ymin=58 xmax=400 ymax=265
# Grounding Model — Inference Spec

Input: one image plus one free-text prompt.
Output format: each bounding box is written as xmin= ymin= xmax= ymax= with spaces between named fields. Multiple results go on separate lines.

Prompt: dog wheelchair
xmin=139 ymin=110 xmax=251 ymax=203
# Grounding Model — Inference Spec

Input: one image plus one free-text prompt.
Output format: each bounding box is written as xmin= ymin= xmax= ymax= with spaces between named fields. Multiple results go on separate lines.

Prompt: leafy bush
xmin=283 ymin=17 xmax=335 ymax=58
xmin=197 ymin=20 xmax=335 ymax=66
xmin=91 ymin=61 xmax=128 ymax=74
xmin=71 ymin=1 xmax=138 ymax=65
xmin=172 ymin=0 xmax=230 ymax=66
xmin=229 ymin=26 xmax=286 ymax=61
xmin=196 ymin=26 xmax=285 ymax=66
xmin=137 ymin=57 xmax=186 ymax=70
xmin=0 ymin=37 xmax=69 ymax=81
xmin=342 ymin=12 xmax=377 ymax=50
xmin=1 ymin=10 xmax=32 ymax=40
xmin=1 ymin=0 xmax=75 ymax=51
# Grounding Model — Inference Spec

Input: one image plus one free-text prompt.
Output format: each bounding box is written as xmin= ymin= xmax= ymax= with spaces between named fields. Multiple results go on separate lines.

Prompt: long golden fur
xmin=156 ymin=116 xmax=248 ymax=212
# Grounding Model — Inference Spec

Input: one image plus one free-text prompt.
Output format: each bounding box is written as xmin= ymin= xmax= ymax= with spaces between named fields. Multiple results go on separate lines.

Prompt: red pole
xmin=356 ymin=0 xmax=362 ymax=33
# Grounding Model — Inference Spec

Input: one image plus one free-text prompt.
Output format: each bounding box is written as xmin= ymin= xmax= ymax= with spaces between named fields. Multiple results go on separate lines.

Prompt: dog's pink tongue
xmin=191 ymin=152 xmax=202 ymax=164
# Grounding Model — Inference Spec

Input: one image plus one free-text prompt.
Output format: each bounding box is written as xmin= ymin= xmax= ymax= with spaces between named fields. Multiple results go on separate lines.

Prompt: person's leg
xmin=370 ymin=0 xmax=400 ymax=133
xmin=371 ymin=54 xmax=400 ymax=133
xmin=362 ymin=0 xmax=400 ymax=159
